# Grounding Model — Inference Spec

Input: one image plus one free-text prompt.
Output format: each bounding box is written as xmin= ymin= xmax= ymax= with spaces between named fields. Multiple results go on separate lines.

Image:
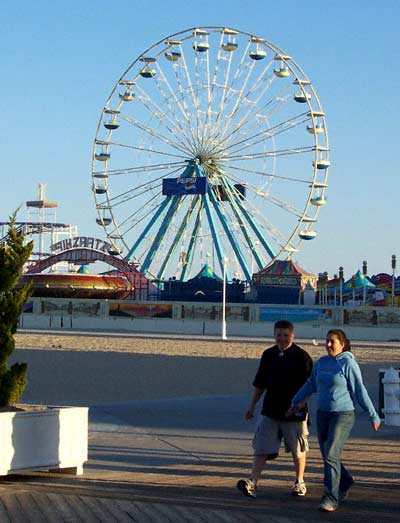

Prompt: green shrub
xmin=0 ymin=213 xmax=33 ymax=406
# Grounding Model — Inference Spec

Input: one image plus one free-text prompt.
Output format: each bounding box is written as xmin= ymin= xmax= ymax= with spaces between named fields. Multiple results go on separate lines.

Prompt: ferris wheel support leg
xmin=202 ymin=194 xmax=227 ymax=278
xmin=206 ymin=188 xmax=252 ymax=282
xmin=157 ymin=195 xmax=199 ymax=280
xmin=180 ymin=204 xmax=202 ymax=281
xmin=141 ymin=196 xmax=181 ymax=274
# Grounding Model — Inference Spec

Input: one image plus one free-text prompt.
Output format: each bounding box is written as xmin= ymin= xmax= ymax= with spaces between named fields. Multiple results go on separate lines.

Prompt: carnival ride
xmin=0 ymin=185 xmax=145 ymax=299
xmin=92 ymin=27 xmax=330 ymax=284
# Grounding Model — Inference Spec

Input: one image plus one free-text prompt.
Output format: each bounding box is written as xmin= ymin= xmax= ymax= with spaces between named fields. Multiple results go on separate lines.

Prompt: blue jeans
xmin=317 ymin=410 xmax=355 ymax=506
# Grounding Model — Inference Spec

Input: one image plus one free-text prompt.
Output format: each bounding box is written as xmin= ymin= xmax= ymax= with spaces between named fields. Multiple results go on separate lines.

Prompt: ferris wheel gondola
xmin=92 ymin=26 xmax=330 ymax=282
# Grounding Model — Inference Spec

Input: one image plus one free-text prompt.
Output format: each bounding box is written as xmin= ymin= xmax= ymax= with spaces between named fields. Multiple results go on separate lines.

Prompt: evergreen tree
xmin=0 ymin=213 xmax=33 ymax=406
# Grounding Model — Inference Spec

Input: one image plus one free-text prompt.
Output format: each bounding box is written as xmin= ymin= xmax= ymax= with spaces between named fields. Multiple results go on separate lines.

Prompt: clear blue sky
xmin=1 ymin=0 xmax=399 ymax=280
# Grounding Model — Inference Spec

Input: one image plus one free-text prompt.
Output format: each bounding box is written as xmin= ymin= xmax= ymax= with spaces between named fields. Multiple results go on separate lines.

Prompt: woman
xmin=288 ymin=329 xmax=381 ymax=512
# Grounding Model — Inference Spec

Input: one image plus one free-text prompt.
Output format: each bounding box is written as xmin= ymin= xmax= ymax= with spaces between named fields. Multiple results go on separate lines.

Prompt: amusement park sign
xmin=50 ymin=237 xmax=112 ymax=254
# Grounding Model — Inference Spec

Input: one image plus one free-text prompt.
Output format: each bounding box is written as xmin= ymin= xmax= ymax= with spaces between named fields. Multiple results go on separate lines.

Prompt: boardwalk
xmin=0 ymin=394 xmax=399 ymax=522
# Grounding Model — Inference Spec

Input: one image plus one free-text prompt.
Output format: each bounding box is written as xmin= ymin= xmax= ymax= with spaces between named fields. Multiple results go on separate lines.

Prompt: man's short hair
xmin=274 ymin=320 xmax=294 ymax=332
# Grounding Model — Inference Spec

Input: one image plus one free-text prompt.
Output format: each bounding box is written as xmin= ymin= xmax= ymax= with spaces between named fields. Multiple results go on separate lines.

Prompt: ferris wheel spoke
xmin=119 ymin=113 xmax=190 ymax=155
xmin=218 ymin=64 xmax=277 ymax=143
xmin=232 ymin=189 xmax=294 ymax=252
xmin=225 ymin=144 xmax=315 ymax=163
xmin=149 ymin=65 xmax=199 ymax=149
xmin=210 ymin=35 xmax=237 ymax=135
xmin=223 ymin=62 xmax=296 ymax=139
xmin=222 ymin=112 xmax=309 ymax=156
xmin=126 ymin=85 xmax=193 ymax=152
xmin=224 ymin=169 xmax=306 ymax=220
xmin=96 ymin=162 xmax=184 ymax=178
xmin=226 ymin=163 xmax=312 ymax=185
xmin=218 ymin=88 xmax=293 ymax=149
xmin=106 ymin=140 xmax=187 ymax=160
xmin=228 ymin=186 xmax=277 ymax=260
xmin=216 ymin=50 xmax=257 ymax=141
xmin=119 ymin=198 xmax=167 ymax=238
xmin=224 ymin=110 xmax=309 ymax=152
xmin=169 ymin=52 xmax=200 ymax=149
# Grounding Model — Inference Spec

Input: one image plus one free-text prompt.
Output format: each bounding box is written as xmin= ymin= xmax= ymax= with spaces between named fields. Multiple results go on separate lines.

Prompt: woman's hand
xmin=286 ymin=403 xmax=304 ymax=417
xmin=372 ymin=420 xmax=381 ymax=431
xmin=245 ymin=407 xmax=254 ymax=421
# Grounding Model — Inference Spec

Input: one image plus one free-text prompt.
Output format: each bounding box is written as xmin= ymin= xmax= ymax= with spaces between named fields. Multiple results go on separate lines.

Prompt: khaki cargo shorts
xmin=252 ymin=415 xmax=309 ymax=459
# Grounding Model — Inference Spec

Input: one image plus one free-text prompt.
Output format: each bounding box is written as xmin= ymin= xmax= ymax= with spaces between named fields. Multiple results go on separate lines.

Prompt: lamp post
xmin=222 ymin=256 xmax=228 ymax=340
xmin=362 ymin=260 xmax=367 ymax=306
xmin=392 ymin=254 xmax=397 ymax=307
xmin=339 ymin=266 xmax=344 ymax=307
xmin=250 ymin=240 xmax=260 ymax=275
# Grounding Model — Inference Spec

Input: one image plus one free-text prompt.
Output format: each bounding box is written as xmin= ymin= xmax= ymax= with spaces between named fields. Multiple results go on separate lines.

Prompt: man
xmin=237 ymin=320 xmax=313 ymax=499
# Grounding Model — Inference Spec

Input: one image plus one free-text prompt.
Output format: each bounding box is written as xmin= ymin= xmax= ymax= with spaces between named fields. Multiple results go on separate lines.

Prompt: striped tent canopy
xmin=189 ymin=264 xmax=222 ymax=281
xmin=253 ymin=259 xmax=317 ymax=289
xmin=255 ymin=259 xmax=314 ymax=277
xmin=344 ymin=270 xmax=376 ymax=291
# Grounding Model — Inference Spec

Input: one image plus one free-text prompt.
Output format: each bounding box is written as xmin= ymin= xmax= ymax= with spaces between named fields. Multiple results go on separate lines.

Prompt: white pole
xmin=222 ymin=257 xmax=227 ymax=340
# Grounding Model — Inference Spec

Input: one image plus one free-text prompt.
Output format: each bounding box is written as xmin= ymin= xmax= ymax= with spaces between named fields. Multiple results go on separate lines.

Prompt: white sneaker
xmin=319 ymin=497 xmax=338 ymax=512
xmin=292 ymin=480 xmax=307 ymax=496
xmin=237 ymin=479 xmax=257 ymax=498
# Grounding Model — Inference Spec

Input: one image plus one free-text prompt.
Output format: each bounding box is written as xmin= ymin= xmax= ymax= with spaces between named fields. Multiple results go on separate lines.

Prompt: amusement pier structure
xmin=0 ymin=185 xmax=149 ymax=300
xmin=92 ymin=27 xmax=330 ymax=285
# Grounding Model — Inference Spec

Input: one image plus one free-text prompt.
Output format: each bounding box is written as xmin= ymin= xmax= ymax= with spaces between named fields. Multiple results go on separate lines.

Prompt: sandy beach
xmin=12 ymin=331 xmax=400 ymax=406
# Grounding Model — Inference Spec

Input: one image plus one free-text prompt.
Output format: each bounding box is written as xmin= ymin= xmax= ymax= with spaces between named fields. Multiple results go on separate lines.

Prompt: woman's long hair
xmin=327 ymin=329 xmax=351 ymax=351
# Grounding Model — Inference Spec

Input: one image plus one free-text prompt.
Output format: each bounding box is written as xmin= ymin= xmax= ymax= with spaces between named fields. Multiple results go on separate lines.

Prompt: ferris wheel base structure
xmin=92 ymin=27 xmax=330 ymax=284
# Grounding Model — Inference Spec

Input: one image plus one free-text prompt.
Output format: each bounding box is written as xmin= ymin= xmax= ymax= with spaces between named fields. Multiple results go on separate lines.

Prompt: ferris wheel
xmin=92 ymin=27 xmax=330 ymax=282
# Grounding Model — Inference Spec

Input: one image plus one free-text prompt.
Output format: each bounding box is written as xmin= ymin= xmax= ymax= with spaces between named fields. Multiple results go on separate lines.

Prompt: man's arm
xmin=245 ymin=387 xmax=264 ymax=420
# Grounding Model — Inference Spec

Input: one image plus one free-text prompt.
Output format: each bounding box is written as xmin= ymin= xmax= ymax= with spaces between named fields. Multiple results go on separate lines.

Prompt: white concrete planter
xmin=0 ymin=405 xmax=88 ymax=476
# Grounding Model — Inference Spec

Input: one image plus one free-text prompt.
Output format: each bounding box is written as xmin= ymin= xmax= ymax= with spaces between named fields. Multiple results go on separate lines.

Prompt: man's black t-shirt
xmin=253 ymin=343 xmax=313 ymax=421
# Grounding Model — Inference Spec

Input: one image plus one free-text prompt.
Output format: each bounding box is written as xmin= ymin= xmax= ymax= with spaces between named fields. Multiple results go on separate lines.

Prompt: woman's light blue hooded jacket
xmin=292 ymin=351 xmax=380 ymax=423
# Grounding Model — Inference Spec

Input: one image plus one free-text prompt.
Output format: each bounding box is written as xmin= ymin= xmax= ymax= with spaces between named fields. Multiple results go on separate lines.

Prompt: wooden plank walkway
xmin=0 ymin=491 xmax=318 ymax=523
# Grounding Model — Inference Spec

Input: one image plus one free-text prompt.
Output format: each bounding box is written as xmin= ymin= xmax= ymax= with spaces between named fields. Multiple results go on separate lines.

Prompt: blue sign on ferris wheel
xmin=162 ymin=177 xmax=208 ymax=196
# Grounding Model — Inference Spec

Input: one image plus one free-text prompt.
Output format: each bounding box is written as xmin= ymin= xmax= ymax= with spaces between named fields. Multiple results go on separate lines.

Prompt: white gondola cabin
xmin=193 ymin=29 xmax=209 ymax=52
xmin=299 ymin=230 xmax=317 ymax=240
xmin=165 ymin=51 xmax=182 ymax=61
xmin=96 ymin=217 xmax=112 ymax=226
xmin=94 ymin=152 xmax=110 ymax=161
xmin=249 ymin=36 xmax=266 ymax=60
xmin=313 ymin=159 xmax=331 ymax=169
xmin=307 ymin=124 xmax=324 ymax=135
xmin=310 ymin=196 xmax=327 ymax=206
xmin=193 ymin=41 xmax=210 ymax=52
xmin=140 ymin=67 xmax=156 ymax=78
xmin=293 ymin=92 xmax=311 ymax=103
xmin=165 ymin=40 xmax=182 ymax=61
xmin=119 ymin=91 xmax=135 ymax=101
